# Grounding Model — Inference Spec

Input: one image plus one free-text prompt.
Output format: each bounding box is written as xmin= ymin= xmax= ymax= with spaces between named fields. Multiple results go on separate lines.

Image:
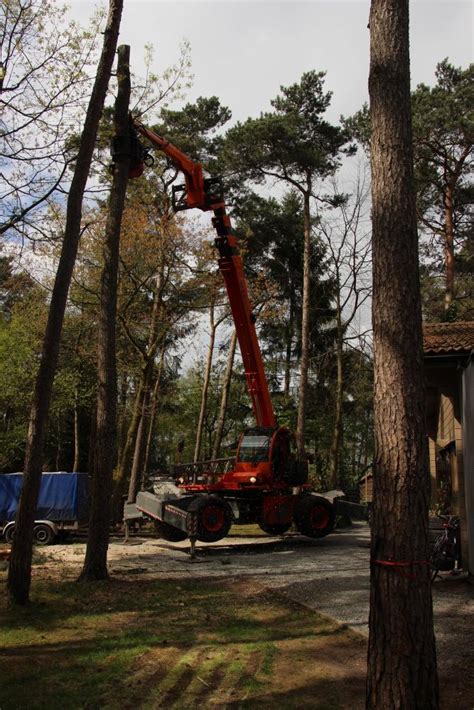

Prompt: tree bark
xmin=79 ymin=43 xmax=131 ymax=581
xmin=296 ymin=188 xmax=311 ymax=460
xmin=367 ymin=2 xmax=439 ymax=707
xmin=7 ymin=0 xmax=123 ymax=605
xmin=212 ymin=329 xmax=237 ymax=459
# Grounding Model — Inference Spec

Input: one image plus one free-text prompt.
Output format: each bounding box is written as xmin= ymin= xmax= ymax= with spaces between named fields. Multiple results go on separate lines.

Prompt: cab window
xmin=238 ymin=434 xmax=271 ymax=463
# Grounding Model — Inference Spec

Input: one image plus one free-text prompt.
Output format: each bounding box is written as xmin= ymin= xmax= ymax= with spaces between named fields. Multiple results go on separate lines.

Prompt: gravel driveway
xmin=101 ymin=525 xmax=471 ymax=634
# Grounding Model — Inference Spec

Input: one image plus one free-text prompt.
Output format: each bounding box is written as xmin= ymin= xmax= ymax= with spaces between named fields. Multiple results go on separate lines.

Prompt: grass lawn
xmin=0 ymin=564 xmax=366 ymax=709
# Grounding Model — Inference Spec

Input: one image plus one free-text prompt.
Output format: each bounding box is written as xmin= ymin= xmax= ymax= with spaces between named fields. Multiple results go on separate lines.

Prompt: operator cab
xmin=233 ymin=426 xmax=308 ymax=487
xmin=236 ymin=427 xmax=274 ymax=463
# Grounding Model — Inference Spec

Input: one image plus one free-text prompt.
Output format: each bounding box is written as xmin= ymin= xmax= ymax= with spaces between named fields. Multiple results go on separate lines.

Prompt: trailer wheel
xmin=4 ymin=524 xmax=15 ymax=544
xmin=191 ymin=497 xmax=233 ymax=543
xmin=154 ymin=520 xmax=188 ymax=542
xmin=294 ymin=495 xmax=335 ymax=539
xmin=33 ymin=523 xmax=55 ymax=545
xmin=258 ymin=522 xmax=292 ymax=536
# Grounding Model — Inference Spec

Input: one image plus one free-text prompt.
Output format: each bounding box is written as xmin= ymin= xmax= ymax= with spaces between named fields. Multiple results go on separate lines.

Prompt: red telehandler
xmin=121 ymin=117 xmax=338 ymax=548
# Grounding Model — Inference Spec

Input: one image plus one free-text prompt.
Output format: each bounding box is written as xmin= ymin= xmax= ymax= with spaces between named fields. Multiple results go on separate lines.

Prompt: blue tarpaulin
xmin=0 ymin=472 xmax=89 ymax=522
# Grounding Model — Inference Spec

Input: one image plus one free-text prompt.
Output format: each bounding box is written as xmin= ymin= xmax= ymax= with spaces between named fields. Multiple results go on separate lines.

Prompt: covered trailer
xmin=0 ymin=472 xmax=89 ymax=545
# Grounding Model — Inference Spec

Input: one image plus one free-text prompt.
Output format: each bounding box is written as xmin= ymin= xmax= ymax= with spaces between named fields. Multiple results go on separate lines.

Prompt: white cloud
xmin=68 ymin=0 xmax=473 ymax=126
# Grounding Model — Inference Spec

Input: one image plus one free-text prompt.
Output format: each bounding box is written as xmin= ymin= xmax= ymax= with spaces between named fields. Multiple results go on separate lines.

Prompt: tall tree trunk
xmin=7 ymin=0 xmax=123 ymax=605
xmin=73 ymin=387 xmax=80 ymax=472
xmin=80 ymin=43 xmax=131 ymax=581
xmin=367 ymin=2 xmax=439 ymax=707
xmin=443 ymin=183 xmax=455 ymax=313
xmin=143 ymin=349 xmax=166 ymax=473
xmin=116 ymin=274 xmax=164 ymax=507
xmin=127 ymin=362 xmax=152 ymax=502
xmin=296 ymin=188 xmax=311 ymax=460
xmin=126 ymin=284 xmax=164 ymax=500
xmin=116 ymin=371 xmax=129 ymax=469
xmin=194 ymin=299 xmax=217 ymax=462
xmin=328 ymin=294 xmax=344 ymax=488
xmin=284 ymin=296 xmax=294 ymax=396
xmin=55 ymin=419 xmax=62 ymax=470
xmin=113 ymin=377 xmax=144 ymax=514
xmin=212 ymin=329 xmax=237 ymax=459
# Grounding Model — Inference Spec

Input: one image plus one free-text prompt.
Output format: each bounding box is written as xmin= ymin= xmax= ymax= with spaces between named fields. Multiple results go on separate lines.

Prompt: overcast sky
xmin=64 ymin=0 xmax=472 ymax=365
xmin=69 ymin=0 xmax=473 ymax=126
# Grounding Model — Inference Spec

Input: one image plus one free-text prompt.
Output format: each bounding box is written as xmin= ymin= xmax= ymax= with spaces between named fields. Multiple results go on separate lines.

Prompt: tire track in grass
xmin=178 ymin=650 xmax=230 ymax=707
xmin=109 ymin=647 xmax=184 ymax=709
xmin=143 ymin=647 xmax=206 ymax=708
xmin=141 ymin=644 xmax=273 ymax=708
xmin=209 ymin=645 xmax=272 ymax=707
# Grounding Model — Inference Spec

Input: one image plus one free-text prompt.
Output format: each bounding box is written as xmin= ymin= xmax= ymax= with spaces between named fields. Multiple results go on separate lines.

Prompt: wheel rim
xmin=310 ymin=505 xmax=330 ymax=530
xmin=35 ymin=527 xmax=49 ymax=543
xmin=201 ymin=505 xmax=225 ymax=533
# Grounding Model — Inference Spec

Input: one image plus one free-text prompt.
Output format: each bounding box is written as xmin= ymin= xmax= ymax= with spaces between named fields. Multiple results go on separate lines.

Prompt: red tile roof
xmin=423 ymin=321 xmax=474 ymax=354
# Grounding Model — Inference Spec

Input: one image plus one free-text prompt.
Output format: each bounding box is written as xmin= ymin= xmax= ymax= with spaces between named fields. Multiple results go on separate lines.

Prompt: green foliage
xmin=342 ymin=103 xmax=371 ymax=149
xmin=158 ymin=96 xmax=232 ymax=165
xmin=0 ymin=290 xmax=46 ymax=469
xmin=413 ymin=59 xmax=474 ymax=319
xmin=306 ymin=347 xmax=374 ymax=490
xmin=0 ymin=38 xmax=374 ymax=487
xmin=0 ymin=255 xmax=35 ymax=318
xmin=233 ymin=190 xmax=336 ymax=380
xmin=223 ymin=71 xmax=353 ymax=188
xmin=346 ymin=59 xmax=474 ymax=320
xmin=152 ymin=355 xmax=248 ymax=468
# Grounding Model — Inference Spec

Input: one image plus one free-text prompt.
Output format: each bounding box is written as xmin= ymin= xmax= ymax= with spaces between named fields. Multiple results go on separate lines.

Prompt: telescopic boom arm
xmin=131 ymin=117 xmax=276 ymax=428
xmin=133 ymin=119 xmax=208 ymax=210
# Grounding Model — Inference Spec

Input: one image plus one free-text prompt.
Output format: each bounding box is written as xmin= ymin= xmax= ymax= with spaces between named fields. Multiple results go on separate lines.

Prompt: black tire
xmin=33 ymin=523 xmax=55 ymax=545
xmin=294 ymin=495 xmax=335 ymax=539
xmin=4 ymin=525 xmax=15 ymax=544
xmin=258 ymin=522 xmax=292 ymax=536
xmin=154 ymin=520 xmax=188 ymax=542
xmin=190 ymin=496 xmax=233 ymax=543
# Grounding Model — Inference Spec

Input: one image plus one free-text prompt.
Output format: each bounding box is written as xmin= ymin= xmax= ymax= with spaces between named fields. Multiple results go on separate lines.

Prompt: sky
xmin=68 ymin=0 xmax=473 ymax=127
xmin=64 ymin=0 xmax=473 ymax=365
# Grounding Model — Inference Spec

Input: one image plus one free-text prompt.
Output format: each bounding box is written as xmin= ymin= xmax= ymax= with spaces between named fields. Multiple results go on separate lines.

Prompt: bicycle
xmin=430 ymin=514 xmax=461 ymax=582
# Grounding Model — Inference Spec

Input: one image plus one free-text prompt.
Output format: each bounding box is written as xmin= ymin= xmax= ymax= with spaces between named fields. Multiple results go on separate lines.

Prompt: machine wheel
xmin=191 ymin=496 xmax=233 ymax=543
xmin=258 ymin=522 xmax=292 ymax=536
xmin=33 ymin=523 xmax=55 ymax=545
xmin=294 ymin=495 xmax=335 ymax=539
xmin=154 ymin=520 xmax=188 ymax=542
xmin=4 ymin=525 xmax=15 ymax=544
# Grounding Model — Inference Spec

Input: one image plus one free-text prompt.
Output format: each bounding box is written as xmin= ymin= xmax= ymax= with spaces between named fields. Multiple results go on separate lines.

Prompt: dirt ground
xmin=6 ymin=523 xmax=474 ymax=709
